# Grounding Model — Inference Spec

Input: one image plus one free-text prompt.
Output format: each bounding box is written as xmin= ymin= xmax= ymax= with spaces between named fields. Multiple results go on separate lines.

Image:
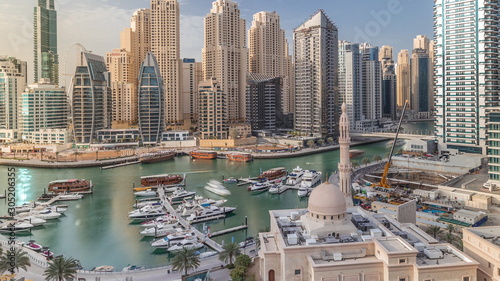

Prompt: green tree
xmin=43 ymin=256 xmax=79 ymax=281
xmin=234 ymin=254 xmax=252 ymax=268
xmin=351 ymin=160 xmax=359 ymax=168
xmin=258 ymin=226 xmax=270 ymax=233
xmin=425 ymin=225 xmax=443 ymax=239
xmin=230 ymin=265 xmax=247 ymax=281
xmin=361 ymin=157 xmax=370 ymax=167
xmin=317 ymin=139 xmax=325 ymax=147
xmin=306 ymin=140 xmax=315 ymax=149
xmin=0 ymin=248 xmax=30 ymax=274
xmin=171 ymin=247 xmax=200 ymax=277
xmin=446 ymin=224 xmax=455 ymax=234
xmin=219 ymin=242 xmax=241 ymax=265
xmin=326 ymin=137 xmax=334 ymax=144
xmin=442 ymin=232 xmax=457 ymax=244
xmin=373 ymin=155 xmax=382 ymax=163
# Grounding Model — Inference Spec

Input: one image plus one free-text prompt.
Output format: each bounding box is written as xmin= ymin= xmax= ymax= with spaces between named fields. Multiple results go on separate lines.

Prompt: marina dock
xmin=101 ymin=160 xmax=141 ymax=170
xmin=210 ymin=225 xmax=247 ymax=237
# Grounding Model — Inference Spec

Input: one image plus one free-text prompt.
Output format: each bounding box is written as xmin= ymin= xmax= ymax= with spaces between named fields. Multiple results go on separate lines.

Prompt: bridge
xmin=351 ymin=132 xmax=433 ymax=140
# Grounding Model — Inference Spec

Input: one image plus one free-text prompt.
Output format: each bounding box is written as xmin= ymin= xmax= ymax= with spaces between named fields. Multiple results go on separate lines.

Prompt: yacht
xmin=268 ymin=184 xmax=287 ymax=194
xmin=140 ymin=222 xmax=180 ymax=237
xmin=140 ymin=215 xmax=176 ymax=228
xmin=248 ymin=181 xmax=272 ymax=193
xmin=133 ymin=200 xmax=162 ymax=209
xmin=0 ymin=222 xmax=34 ymax=233
xmin=31 ymin=209 xmax=61 ymax=220
xmin=297 ymin=187 xmax=311 ymax=198
xmin=285 ymin=166 xmax=305 ymax=186
xmin=204 ymin=179 xmax=231 ymax=196
xmin=186 ymin=205 xmax=236 ymax=223
xmin=238 ymin=237 xmax=256 ymax=248
xmin=198 ymin=251 xmax=218 ymax=259
xmin=133 ymin=189 xmax=157 ymax=197
xmin=167 ymin=237 xmax=204 ymax=252
xmin=58 ymin=193 xmax=84 ymax=200
xmin=169 ymin=189 xmax=196 ymax=203
xmin=122 ymin=265 xmax=145 ymax=272
xmin=179 ymin=197 xmax=227 ymax=209
xmin=222 ymin=177 xmax=238 ymax=184
xmin=151 ymin=230 xmax=196 ymax=248
xmin=300 ymin=170 xmax=322 ymax=189
xmin=17 ymin=216 xmax=46 ymax=227
xmin=128 ymin=206 xmax=168 ymax=220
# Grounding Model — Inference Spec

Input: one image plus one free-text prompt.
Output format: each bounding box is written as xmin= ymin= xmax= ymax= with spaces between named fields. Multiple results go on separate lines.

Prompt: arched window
xmin=269 ymin=270 xmax=275 ymax=281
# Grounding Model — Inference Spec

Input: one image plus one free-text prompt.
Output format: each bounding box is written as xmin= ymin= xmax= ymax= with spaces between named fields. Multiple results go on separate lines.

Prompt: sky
xmin=0 ymin=0 xmax=433 ymax=86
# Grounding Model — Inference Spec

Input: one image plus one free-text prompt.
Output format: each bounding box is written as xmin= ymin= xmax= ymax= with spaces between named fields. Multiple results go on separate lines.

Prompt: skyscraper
xmin=150 ymin=0 xmax=181 ymax=125
xmin=396 ymin=49 xmax=411 ymax=107
xmin=246 ymin=73 xmax=282 ymax=131
xmin=72 ymin=52 xmax=111 ymax=144
xmin=338 ymin=41 xmax=361 ymax=129
xmin=248 ymin=11 xmax=293 ymax=116
xmin=0 ymin=57 xmax=27 ymax=142
xmin=34 ymin=0 xmax=58 ymax=85
xmin=294 ymin=10 xmax=338 ymax=137
xmin=181 ymin=58 xmax=202 ymax=123
xmin=106 ymin=49 xmax=137 ymax=128
xmin=138 ymin=52 xmax=164 ymax=143
xmin=198 ymin=78 xmax=227 ymax=140
xmin=360 ymin=43 xmax=382 ymax=121
xmin=379 ymin=45 xmax=397 ymax=120
xmin=410 ymin=48 xmax=432 ymax=117
xmin=202 ymin=0 xmax=248 ymax=124
xmin=434 ymin=0 xmax=497 ymax=154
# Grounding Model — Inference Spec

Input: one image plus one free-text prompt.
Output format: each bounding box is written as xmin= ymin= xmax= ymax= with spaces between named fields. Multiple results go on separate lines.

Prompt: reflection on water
xmin=0 ymin=139 xmax=404 ymax=269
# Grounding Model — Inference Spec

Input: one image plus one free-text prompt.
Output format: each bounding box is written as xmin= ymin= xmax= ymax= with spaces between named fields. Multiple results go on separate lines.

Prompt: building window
xmin=463 ymin=277 xmax=470 ymax=281
xmin=294 ymin=269 xmax=301 ymax=275
xmin=399 ymin=258 xmax=406 ymax=264
xmin=399 ymin=278 xmax=406 ymax=281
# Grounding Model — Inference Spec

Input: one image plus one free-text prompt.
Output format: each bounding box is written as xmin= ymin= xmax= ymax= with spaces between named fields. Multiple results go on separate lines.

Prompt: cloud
xmin=180 ymin=14 xmax=204 ymax=61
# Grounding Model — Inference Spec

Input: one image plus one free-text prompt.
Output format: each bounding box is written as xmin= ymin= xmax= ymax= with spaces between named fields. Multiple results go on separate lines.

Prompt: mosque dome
xmin=307 ymin=181 xmax=347 ymax=217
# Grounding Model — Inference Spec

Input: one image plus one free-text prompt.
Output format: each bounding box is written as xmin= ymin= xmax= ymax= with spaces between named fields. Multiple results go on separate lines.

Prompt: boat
xmin=14 ymin=203 xmax=36 ymax=213
xmin=37 ymin=205 xmax=67 ymax=214
xmin=93 ymin=265 xmax=115 ymax=272
xmin=17 ymin=216 xmax=46 ymax=227
xmin=31 ymin=209 xmax=61 ymax=220
xmin=204 ymin=179 xmax=231 ymax=196
xmin=24 ymin=240 xmax=42 ymax=251
xmin=227 ymin=152 xmax=253 ymax=162
xmin=198 ymin=251 xmax=218 ymax=259
xmin=248 ymin=181 xmax=273 ymax=192
xmin=238 ymin=237 xmax=256 ymax=248
xmin=190 ymin=150 xmax=218 ymax=159
xmin=300 ymin=170 xmax=322 ymax=189
xmin=139 ymin=150 xmax=175 ymax=164
xmin=349 ymin=149 xmax=364 ymax=158
xmin=48 ymin=179 xmax=93 ymax=193
xmin=133 ymin=200 xmax=162 ymax=209
xmin=0 ymin=222 xmax=34 ymax=233
xmin=169 ymin=189 xmax=196 ymax=203
xmin=140 ymin=174 xmax=184 ymax=188
xmin=151 ymin=230 xmax=196 ymax=248
xmin=167 ymin=237 xmax=204 ymax=252
xmin=268 ymin=184 xmax=287 ymax=194
xmin=297 ymin=187 xmax=311 ymax=198
xmin=223 ymin=177 xmax=238 ymax=184
xmin=122 ymin=265 xmax=145 ymax=272
xmin=140 ymin=222 xmax=180 ymax=237
xmin=179 ymin=197 xmax=227 ymax=209
xmin=186 ymin=205 xmax=236 ymax=223
xmin=140 ymin=215 xmax=175 ymax=228
xmin=41 ymin=248 xmax=54 ymax=259
xmin=285 ymin=166 xmax=305 ymax=186
xmin=134 ymin=189 xmax=157 ymax=197
xmin=258 ymin=167 xmax=287 ymax=181
xmin=128 ymin=206 xmax=168 ymax=220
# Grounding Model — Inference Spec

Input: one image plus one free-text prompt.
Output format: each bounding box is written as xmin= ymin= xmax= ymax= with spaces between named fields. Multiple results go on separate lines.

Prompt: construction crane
xmin=375 ymin=101 xmax=409 ymax=189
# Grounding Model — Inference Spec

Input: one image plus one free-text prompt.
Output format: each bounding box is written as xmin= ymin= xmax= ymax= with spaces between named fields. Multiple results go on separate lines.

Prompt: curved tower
xmin=338 ymin=102 xmax=353 ymax=206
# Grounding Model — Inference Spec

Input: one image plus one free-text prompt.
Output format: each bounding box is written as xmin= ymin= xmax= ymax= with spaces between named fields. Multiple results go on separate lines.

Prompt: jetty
xmin=101 ymin=160 xmax=140 ymax=170
xmin=210 ymin=225 xmax=247 ymax=237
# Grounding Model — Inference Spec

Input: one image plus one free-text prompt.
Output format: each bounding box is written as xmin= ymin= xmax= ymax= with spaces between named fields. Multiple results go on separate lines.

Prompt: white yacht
xmin=140 ymin=222 xmax=180 ymax=237
xmin=268 ymin=184 xmax=288 ymax=194
xmin=133 ymin=189 xmax=157 ymax=197
xmin=169 ymin=189 xmax=196 ymax=203
xmin=31 ymin=209 xmax=61 ymax=220
xmin=178 ymin=197 xmax=227 ymax=209
xmin=140 ymin=215 xmax=176 ymax=228
xmin=167 ymin=237 xmax=204 ymax=252
xmin=285 ymin=166 xmax=305 ymax=186
xmin=248 ymin=181 xmax=272 ymax=192
xmin=0 ymin=222 xmax=34 ymax=233
xmin=186 ymin=205 xmax=236 ymax=223
xmin=300 ymin=170 xmax=322 ymax=189
xmin=297 ymin=187 xmax=311 ymax=198
xmin=17 ymin=216 xmax=46 ymax=227
xmin=128 ymin=205 xmax=168 ymax=220
xmin=151 ymin=230 xmax=196 ymax=248
xmin=204 ymin=179 xmax=231 ymax=196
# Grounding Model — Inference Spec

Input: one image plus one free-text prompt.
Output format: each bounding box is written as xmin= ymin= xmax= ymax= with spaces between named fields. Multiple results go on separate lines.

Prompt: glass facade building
xmin=34 ymin=0 xmax=58 ymax=85
xmin=246 ymin=73 xmax=282 ymax=131
xmin=0 ymin=57 xmax=27 ymax=142
xmin=138 ymin=52 xmax=164 ymax=143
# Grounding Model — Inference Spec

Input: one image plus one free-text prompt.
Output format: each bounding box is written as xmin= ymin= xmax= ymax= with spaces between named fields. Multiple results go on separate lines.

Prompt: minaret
xmin=338 ymin=102 xmax=353 ymax=206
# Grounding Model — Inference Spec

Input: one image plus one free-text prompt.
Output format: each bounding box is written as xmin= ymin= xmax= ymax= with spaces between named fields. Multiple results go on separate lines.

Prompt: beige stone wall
xmin=198 ymin=137 xmax=257 ymax=148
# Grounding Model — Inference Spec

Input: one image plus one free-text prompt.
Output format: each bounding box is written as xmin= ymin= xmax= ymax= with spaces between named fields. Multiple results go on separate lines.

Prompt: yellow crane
xmin=374 ymin=101 xmax=409 ymax=189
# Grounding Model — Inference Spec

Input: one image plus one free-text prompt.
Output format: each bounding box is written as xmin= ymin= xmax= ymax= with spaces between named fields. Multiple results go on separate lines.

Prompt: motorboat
xmin=222 ymin=177 xmax=238 ymax=184
xmin=24 ymin=240 xmax=42 ymax=251
xmin=92 ymin=265 xmax=115 ymax=272
xmin=134 ymin=189 xmax=157 ymax=197
xmin=140 ymin=215 xmax=176 ymax=228
xmin=300 ymin=170 xmax=322 ymax=189
xmin=128 ymin=205 xmax=168 ymax=220
xmin=133 ymin=200 xmax=162 ymax=209
xmin=268 ymin=184 xmax=287 ymax=194
xmin=169 ymin=189 xmax=196 ymax=203
xmin=41 ymin=248 xmax=54 ymax=259
xmin=186 ymin=205 xmax=236 ymax=223
xmin=0 ymin=222 xmax=34 ymax=233
xmin=238 ymin=237 xmax=256 ymax=248
xmin=167 ymin=237 xmax=204 ymax=252
xmin=285 ymin=166 xmax=305 ymax=186
xmin=151 ymin=230 xmax=196 ymax=248
xmin=140 ymin=222 xmax=180 ymax=237
xmin=179 ymin=197 xmax=227 ymax=209
xmin=163 ymin=185 xmax=184 ymax=193
xmin=198 ymin=251 xmax=218 ymax=259
xmin=37 ymin=205 xmax=67 ymax=214
xmin=122 ymin=265 xmax=145 ymax=272
xmin=248 ymin=181 xmax=272 ymax=192
xmin=297 ymin=187 xmax=311 ymax=198
xmin=58 ymin=193 xmax=84 ymax=200
xmin=31 ymin=209 xmax=61 ymax=220
xmin=14 ymin=203 xmax=36 ymax=213
xmin=17 ymin=216 xmax=46 ymax=227
xmin=204 ymin=179 xmax=231 ymax=196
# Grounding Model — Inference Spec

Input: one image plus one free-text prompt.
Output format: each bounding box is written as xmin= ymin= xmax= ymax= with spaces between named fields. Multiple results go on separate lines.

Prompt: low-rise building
xmin=463 ymin=226 xmax=500 ymax=281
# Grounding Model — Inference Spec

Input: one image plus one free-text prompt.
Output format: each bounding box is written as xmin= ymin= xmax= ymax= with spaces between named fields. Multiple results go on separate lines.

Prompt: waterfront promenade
xmin=0 ymin=136 xmax=388 ymax=168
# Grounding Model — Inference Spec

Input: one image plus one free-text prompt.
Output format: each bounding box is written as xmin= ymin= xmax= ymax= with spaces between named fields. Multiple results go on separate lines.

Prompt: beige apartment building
xmin=202 ymin=0 xmax=247 ymax=125
xmin=248 ymin=11 xmax=293 ymax=114
xmin=151 ymin=0 xmax=182 ymax=125
xmin=198 ymin=78 xmax=227 ymax=140
xmin=181 ymin=58 xmax=202 ymax=123
xmin=463 ymin=227 xmax=500 ymax=281
xmin=396 ymin=49 xmax=411 ymax=107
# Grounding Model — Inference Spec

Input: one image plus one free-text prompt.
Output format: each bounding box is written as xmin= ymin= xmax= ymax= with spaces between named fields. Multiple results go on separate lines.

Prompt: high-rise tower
xmin=202 ymin=0 xmax=248 ymax=124
xmin=338 ymin=41 xmax=361 ymax=129
xmin=34 ymin=0 xmax=58 ymax=85
xmin=151 ymin=0 xmax=181 ymax=125
xmin=396 ymin=49 xmax=410 ymax=107
xmin=294 ymin=10 xmax=338 ymax=137
xmin=0 ymin=57 xmax=27 ymax=142
xmin=434 ymin=0 xmax=498 ymax=154
xmin=338 ymin=102 xmax=353 ymax=206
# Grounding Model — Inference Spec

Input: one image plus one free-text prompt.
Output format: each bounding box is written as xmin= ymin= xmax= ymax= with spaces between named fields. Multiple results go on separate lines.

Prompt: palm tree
xmin=317 ymin=139 xmax=325 ymax=147
xmin=0 ymin=248 xmax=30 ymax=273
xmin=351 ymin=160 xmax=359 ymax=168
xmin=446 ymin=223 xmax=455 ymax=234
xmin=171 ymin=248 xmax=200 ymax=277
xmin=43 ymin=256 xmax=80 ymax=281
xmin=361 ymin=157 xmax=370 ymax=167
xmin=442 ymin=232 xmax=456 ymax=244
xmin=326 ymin=137 xmax=334 ymax=144
xmin=219 ymin=242 xmax=241 ymax=265
xmin=373 ymin=155 xmax=382 ymax=163
xmin=306 ymin=140 xmax=315 ymax=149
xmin=425 ymin=225 xmax=443 ymax=239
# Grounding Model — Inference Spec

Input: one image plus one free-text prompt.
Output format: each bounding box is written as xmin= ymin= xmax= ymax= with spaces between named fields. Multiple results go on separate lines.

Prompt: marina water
xmin=0 ymin=138 xmax=415 ymax=269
